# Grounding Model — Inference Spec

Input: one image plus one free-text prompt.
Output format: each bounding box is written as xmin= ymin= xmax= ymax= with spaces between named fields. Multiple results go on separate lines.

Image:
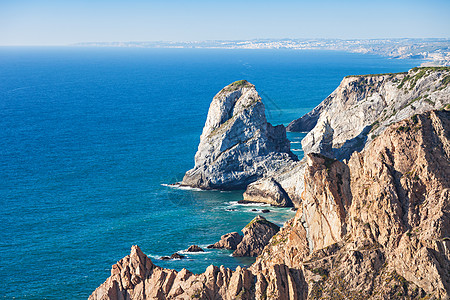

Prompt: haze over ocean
xmin=0 ymin=47 xmax=420 ymax=298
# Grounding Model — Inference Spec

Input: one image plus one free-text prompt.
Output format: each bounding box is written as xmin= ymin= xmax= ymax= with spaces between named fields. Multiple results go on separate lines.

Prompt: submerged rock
xmin=181 ymin=80 xmax=296 ymax=190
xmin=170 ymin=253 xmax=185 ymax=259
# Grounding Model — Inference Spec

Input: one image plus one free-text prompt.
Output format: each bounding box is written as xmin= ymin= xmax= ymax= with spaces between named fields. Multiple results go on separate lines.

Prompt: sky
xmin=0 ymin=0 xmax=449 ymax=46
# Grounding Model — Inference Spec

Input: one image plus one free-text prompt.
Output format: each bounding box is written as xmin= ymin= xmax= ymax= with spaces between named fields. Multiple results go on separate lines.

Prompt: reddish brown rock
xmin=207 ymin=232 xmax=242 ymax=250
xmin=233 ymin=215 xmax=280 ymax=257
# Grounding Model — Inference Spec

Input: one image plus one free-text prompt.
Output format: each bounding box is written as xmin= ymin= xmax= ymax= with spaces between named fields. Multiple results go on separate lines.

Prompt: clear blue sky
xmin=1 ymin=0 xmax=449 ymax=46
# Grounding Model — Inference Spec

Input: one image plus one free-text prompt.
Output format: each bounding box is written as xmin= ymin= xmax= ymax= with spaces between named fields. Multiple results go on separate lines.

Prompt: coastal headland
xmin=90 ymin=67 xmax=450 ymax=299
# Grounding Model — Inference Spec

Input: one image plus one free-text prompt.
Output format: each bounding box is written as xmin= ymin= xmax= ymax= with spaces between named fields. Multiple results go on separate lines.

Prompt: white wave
xmin=178 ymin=250 xmax=211 ymax=255
xmin=226 ymin=201 xmax=270 ymax=207
xmin=161 ymin=183 xmax=203 ymax=191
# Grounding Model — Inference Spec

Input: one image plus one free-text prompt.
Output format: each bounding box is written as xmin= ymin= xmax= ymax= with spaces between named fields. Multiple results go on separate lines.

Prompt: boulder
xmin=242 ymin=177 xmax=293 ymax=207
xmin=207 ymin=232 xmax=243 ymax=250
xmin=170 ymin=253 xmax=185 ymax=259
xmin=160 ymin=253 xmax=186 ymax=260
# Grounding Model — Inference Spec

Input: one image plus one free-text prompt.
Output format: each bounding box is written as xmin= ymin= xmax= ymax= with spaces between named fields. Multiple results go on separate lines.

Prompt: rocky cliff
xmin=181 ymin=80 xmax=296 ymax=190
xmin=242 ymin=67 xmax=450 ymax=207
xmin=288 ymin=67 xmax=450 ymax=160
xmin=90 ymin=109 xmax=450 ymax=299
xmin=255 ymin=109 xmax=450 ymax=298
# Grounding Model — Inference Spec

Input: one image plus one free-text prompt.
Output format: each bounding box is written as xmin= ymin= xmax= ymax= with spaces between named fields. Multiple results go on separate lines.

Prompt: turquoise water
xmin=0 ymin=47 xmax=419 ymax=299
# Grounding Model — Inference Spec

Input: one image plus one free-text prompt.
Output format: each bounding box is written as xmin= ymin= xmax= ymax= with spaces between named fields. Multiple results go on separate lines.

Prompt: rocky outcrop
xmin=289 ymin=67 xmax=450 ymax=160
xmin=89 ymin=245 xmax=256 ymax=300
xmin=300 ymin=118 xmax=334 ymax=158
xmin=181 ymin=80 xmax=296 ymax=190
xmin=241 ymin=177 xmax=292 ymax=207
xmin=207 ymin=216 xmax=280 ymax=257
xmin=233 ymin=215 xmax=280 ymax=257
xmin=300 ymin=153 xmax=352 ymax=251
xmin=247 ymin=67 xmax=450 ymax=207
xmin=207 ymin=232 xmax=242 ymax=250
xmin=160 ymin=253 xmax=185 ymax=260
xmin=186 ymin=245 xmax=204 ymax=252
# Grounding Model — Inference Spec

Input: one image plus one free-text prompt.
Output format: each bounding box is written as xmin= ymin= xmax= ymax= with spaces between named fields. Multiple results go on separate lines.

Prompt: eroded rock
xmin=290 ymin=67 xmax=450 ymax=160
xmin=186 ymin=245 xmax=204 ymax=252
xmin=181 ymin=80 xmax=296 ymax=190
xmin=207 ymin=232 xmax=242 ymax=250
xmin=233 ymin=215 xmax=280 ymax=257
xmin=242 ymin=177 xmax=293 ymax=207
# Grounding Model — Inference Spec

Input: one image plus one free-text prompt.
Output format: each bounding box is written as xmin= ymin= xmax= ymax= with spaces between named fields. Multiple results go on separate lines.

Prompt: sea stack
xmin=181 ymin=80 xmax=296 ymax=190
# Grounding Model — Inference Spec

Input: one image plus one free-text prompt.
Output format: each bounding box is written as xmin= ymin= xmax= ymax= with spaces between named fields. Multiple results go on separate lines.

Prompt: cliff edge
xmin=288 ymin=67 xmax=450 ymax=160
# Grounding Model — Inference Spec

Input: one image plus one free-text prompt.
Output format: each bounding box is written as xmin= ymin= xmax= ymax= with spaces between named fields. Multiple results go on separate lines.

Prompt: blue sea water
xmin=0 ymin=47 xmax=420 ymax=299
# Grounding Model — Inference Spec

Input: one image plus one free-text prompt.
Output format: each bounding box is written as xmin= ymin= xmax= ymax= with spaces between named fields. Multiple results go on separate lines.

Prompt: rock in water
xmin=186 ymin=245 xmax=204 ymax=252
xmin=233 ymin=215 xmax=280 ymax=257
xmin=207 ymin=216 xmax=279 ymax=257
xmin=181 ymin=80 xmax=296 ymax=190
xmin=207 ymin=232 xmax=243 ymax=250
xmin=242 ymin=177 xmax=293 ymax=207
xmin=170 ymin=253 xmax=185 ymax=259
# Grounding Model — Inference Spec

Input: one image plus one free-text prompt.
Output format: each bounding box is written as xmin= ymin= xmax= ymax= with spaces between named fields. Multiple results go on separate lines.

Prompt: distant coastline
xmin=73 ymin=38 xmax=450 ymax=66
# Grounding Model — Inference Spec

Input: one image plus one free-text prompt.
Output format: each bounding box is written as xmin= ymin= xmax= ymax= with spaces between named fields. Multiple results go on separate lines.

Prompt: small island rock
xmin=181 ymin=80 xmax=296 ymax=190
xmin=186 ymin=245 xmax=204 ymax=252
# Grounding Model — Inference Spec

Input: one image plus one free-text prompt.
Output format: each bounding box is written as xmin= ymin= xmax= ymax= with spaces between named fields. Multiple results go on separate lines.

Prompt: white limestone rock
xmin=181 ymin=80 xmax=296 ymax=190
xmin=290 ymin=67 xmax=450 ymax=160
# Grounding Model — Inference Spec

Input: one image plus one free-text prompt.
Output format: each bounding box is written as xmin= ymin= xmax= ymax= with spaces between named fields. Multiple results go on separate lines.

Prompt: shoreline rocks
xmin=244 ymin=67 xmax=450 ymax=208
xmin=90 ymin=110 xmax=450 ymax=299
xmin=89 ymin=68 xmax=450 ymax=298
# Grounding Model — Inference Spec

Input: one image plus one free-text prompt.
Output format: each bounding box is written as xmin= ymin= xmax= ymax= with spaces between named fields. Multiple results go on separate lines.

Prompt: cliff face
xmin=289 ymin=67 xmax=450 ymax=160
xmin=181 ymin=80 xmax=295 ymax=190
xmin=255 ymin=110 xmax=450 ymax=298
xmin=91 ymin=110 xmax=450 ymax=299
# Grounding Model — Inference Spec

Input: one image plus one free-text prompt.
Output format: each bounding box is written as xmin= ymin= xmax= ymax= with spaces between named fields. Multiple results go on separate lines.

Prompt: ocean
xmin=0 ymin=47 xmax=420 ymax=299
